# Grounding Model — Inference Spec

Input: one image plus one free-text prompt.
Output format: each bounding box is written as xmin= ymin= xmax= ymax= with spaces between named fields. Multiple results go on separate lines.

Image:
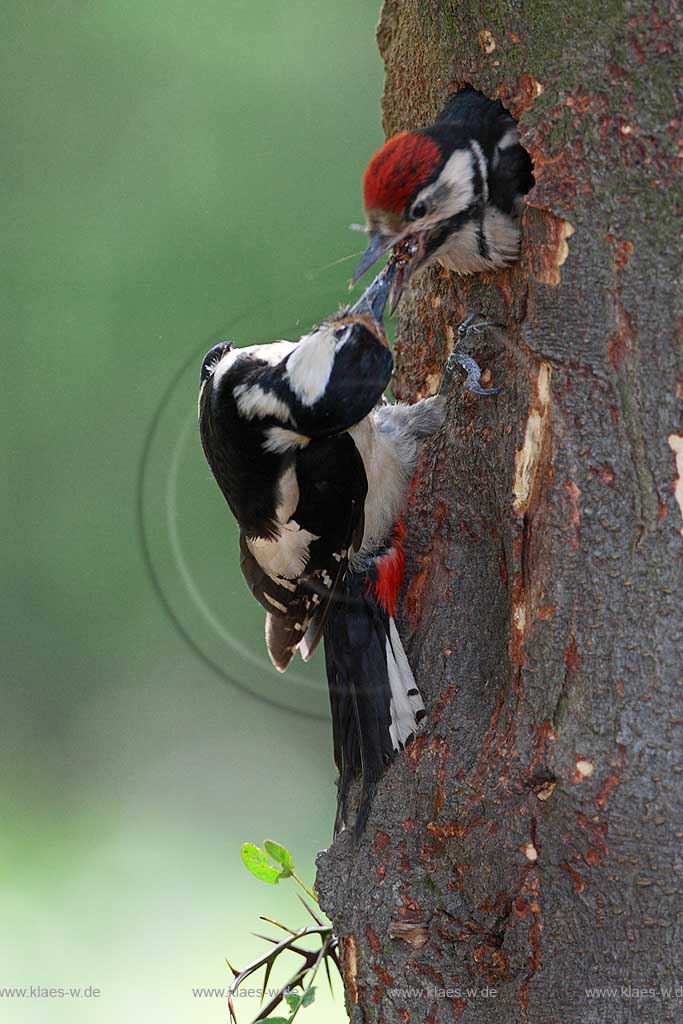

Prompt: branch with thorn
xmin=227 ymin=841 xmax=342 ymax=1024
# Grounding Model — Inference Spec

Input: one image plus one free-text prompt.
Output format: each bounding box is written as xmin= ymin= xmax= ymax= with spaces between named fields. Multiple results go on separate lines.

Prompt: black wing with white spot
xmin=239 ymin=433 xmax=367 ymax=672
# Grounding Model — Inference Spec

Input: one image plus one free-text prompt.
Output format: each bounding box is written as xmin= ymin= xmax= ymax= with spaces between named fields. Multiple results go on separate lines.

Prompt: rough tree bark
xmin=317 ymin=2 xmax=683 ymax=1022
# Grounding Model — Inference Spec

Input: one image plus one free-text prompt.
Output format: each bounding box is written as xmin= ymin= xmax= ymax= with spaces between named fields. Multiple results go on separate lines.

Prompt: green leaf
xmin=259 ymin=1017 xmax=289 ymax=1023
xmin=264 ymin=840 xmax=294 ymax=877
xmin=284 ymin=985 xmax=316 ymax=1014
xmin=240 ymin=843 xmax=281 ymax=884
xmin=301 ymin=986 xmax=316 ymax=1007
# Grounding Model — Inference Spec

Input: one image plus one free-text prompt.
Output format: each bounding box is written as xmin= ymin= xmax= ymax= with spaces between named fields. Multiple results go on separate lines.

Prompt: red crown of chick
xmin=362 ymin=132 xmax=442 ymax=214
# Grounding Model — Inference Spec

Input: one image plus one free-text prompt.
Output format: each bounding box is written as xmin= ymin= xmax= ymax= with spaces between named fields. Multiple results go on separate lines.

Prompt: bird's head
xmin=197 ymin=264 xmax=398 ymax=449
xmin=353 ymin=130 xmax=482 ymax=305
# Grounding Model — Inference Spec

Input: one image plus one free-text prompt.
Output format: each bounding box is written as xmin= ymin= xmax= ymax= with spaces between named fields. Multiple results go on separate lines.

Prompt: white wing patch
xmin=234 ymin=383 xmax=292 ymax=423
xmin=262 ymin=427 xmax=311 ymax=454
xmin=247 ymin=521 xmax=318 ymax=582
xmin=276 ymin=465 xmax=300 ymax=521
xmin=247 ymin=466 xmax=318 ymax=580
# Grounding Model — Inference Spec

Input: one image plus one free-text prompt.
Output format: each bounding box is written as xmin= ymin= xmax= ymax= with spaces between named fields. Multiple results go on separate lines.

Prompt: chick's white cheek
xmin=420 ymin=148 xmax=476 ymax=222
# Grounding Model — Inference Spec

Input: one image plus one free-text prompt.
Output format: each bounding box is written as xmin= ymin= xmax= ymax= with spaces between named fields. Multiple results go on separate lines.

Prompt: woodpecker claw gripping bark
xmin=438 ymin=314 xmax=503 ymax=397
xmin=450 ymin=352 xmax=502 ymax=397
xmin=457 ymin=312 xmax=503 ymax=339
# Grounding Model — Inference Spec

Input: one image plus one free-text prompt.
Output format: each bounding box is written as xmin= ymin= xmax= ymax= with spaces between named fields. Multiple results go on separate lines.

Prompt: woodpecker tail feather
xmin=323 ymin=567 xmax=424 ymax=835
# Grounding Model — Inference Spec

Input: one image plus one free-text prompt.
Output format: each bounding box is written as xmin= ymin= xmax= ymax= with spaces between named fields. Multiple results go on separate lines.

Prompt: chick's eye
xmin=410 ymin=200 xmax=428 ymax=220
xmin=334 ymin=326 xmax=347 ymax=340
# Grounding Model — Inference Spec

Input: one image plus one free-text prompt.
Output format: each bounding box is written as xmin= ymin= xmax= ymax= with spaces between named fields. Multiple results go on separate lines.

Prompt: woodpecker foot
xmin=457 ymin=312 xmax=503 ymax=342
xmin=443 ymin=352 xmax=501 ymax=396
xmin=442 ymin=313 xmax=503 ymax=396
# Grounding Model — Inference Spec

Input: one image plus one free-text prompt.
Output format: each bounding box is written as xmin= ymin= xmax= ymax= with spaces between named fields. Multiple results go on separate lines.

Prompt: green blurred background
xmin=2 ymin=2 xmax=384 ymax=1020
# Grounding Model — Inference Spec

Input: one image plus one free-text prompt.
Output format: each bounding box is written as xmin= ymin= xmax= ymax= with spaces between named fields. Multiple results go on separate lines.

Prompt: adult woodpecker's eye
xmin=409 ymin=200 xmax=428 ymax=220
xmin=334 ymin=326 xmax=347 ymax=340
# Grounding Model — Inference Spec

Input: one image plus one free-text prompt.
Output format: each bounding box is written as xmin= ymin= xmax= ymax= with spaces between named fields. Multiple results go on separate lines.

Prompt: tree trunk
xmin=317 ymin=2 xmax=683 ymax=1022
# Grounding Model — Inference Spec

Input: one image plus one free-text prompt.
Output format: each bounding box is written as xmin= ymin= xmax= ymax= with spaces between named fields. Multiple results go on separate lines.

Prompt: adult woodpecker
xmin=353 ymin=86 xmax=535 ymax=308
xmin=198 ymin=265 xmax=445 ymax=831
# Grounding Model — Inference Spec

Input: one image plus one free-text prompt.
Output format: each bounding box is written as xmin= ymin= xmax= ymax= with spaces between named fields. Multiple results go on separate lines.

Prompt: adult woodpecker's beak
xmin=351 ymin=232 xmax=397 ymax=286
xmin=350 ymin=259 xmax=398 ymax=324
xmin=352 ymin=233 xmax=427 ymax=315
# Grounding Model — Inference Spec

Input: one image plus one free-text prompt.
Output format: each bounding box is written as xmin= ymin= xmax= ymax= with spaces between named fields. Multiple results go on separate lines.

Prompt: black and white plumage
xmin=198 ymin=268 xmax=444 ymax=830
xmin=354 ymin=86 xmax=535 ymax=306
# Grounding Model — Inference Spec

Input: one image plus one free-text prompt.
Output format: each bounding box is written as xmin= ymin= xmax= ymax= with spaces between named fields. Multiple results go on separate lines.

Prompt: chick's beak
xmin=387 ymin=233 xmax=426 ymax=315
xmin=351 ymin=232 xmax=396 ymax=285
xmin=387 ymin=257 xmax=414 ymax=316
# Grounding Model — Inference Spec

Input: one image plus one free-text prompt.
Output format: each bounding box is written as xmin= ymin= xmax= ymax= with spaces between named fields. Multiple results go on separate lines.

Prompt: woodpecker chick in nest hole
xmin=353 ymin=86 xmax=535 ymax=311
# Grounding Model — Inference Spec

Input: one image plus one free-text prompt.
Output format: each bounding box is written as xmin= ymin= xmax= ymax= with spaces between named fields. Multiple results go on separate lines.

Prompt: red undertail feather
xmin=363 ymin=132 xmax=442 ymax=215
xmin=372 ymin=518 xmax=407 ymax=617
